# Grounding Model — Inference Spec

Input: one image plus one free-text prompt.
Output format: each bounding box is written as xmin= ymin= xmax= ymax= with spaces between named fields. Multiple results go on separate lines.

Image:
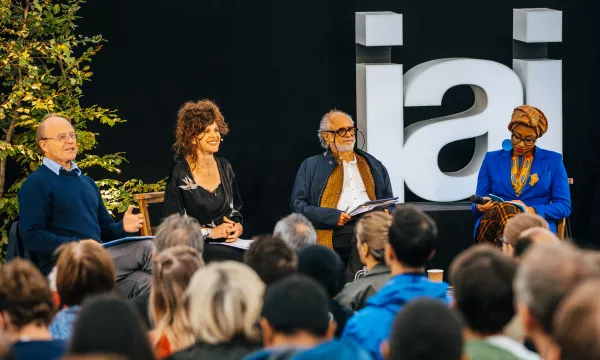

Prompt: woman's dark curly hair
xmin=173 ymin=100 xmax=229 ymax=168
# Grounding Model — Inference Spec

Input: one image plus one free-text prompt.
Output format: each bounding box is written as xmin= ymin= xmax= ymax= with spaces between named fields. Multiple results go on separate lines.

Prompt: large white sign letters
xmin=356 ymin=9 xmax=563 ymax=203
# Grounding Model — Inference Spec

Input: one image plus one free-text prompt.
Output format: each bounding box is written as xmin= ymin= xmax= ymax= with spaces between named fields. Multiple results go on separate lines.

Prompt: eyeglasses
xmin=41 ymin=132 xmax=77 ymax=142
xmin=323 ymin=127 xmax=357 ymax=137
xmin=511 ymin=133 xmax=536 ymax=146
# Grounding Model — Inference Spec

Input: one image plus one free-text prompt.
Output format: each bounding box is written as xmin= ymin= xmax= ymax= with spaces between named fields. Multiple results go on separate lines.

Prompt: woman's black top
xmin=163 ymin=157 xmax=243 ymax=227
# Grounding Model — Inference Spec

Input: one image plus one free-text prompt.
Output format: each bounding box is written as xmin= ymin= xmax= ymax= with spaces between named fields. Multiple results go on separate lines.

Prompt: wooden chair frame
xmin=133 ymin=191 xmax=165 ymax=236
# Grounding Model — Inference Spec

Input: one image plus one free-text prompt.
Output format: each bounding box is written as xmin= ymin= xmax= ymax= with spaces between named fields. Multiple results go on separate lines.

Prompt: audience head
xmin=513 ymin=227 xmax=560 ymax=258
xmin=386 ymin=205 xmax=437 ymax=270
xmin=514 ymin=243 xmax=598 ymax=339
xmin=273 ymin=213 xmax=317 ymax=250
xmin=186 ymin=261 xmax=264 ymax=345
xmin=503 ymin=213 xmax=549 ymax=247
xmin=69 ymin=294 xmax=154 ymax=360
xmin=450 ymin=244 xmax=517 ymax=335
xmin=355 ymin=211 xmax=392 ymax=266
xmin=383 ymin=298 xmax=463 ymax=360
xmin=0 ymin=259 xmax=53 ymax=336
xmin=297 ymin=245 xmax=345 ymax=298
xmin=551 ymin=280 xmax=600 ymax=360
xmin=150 ymin=246 xmax=204 ymax=352
xmin=244 ymin=235 xmax=297 ymax=285
xmin=56 ymin=240 xmax=116 ymax=307
xmin=154 ymin=214 xmax=205 ymax=254
xmin=261 ymin=275 xmax=335 ymax=348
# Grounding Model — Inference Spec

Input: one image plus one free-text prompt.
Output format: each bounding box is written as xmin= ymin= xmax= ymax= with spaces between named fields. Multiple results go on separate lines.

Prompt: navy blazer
xmin=472 ymin=147 xmax=571 ymax=233
xmin=291 ymin=149 xmax=395 ymax=229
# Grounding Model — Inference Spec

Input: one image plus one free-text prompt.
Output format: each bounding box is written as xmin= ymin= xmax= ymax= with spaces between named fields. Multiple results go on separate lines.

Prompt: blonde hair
xmin=149 ymin=246 xmax=204 ymax=352
xmin=503 ymin=213 xmax=549 ymax=246
xmin=355 ymin=211 xmax=392 ymax=262
xmin=185 ymin=261 xmax=265 ymax=344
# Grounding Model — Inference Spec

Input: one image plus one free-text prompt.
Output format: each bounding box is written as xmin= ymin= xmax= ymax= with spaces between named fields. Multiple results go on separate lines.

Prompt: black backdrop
xmin=71 ymin=0 xmax=600 ymax=246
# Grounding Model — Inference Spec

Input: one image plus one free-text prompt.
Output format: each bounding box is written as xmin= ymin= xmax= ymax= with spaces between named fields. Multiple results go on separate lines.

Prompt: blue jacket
xmin=472 ymin=147 xmax=571 ymax=233
xmin=291 ymin=149 xmax=395 ymax=229
xmin=341 ymin=273 xmax=450 ymax=360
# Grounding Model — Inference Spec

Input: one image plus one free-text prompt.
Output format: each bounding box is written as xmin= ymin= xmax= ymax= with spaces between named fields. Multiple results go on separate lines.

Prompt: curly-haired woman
xmin=163 ymin=100 xmax=244 ymax=260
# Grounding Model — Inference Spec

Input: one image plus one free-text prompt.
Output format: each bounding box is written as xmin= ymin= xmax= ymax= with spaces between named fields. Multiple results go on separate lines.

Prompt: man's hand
xmin=475 ymin=197 xmax=495 ymax=213
xmin=337 ymin=212 xmax=352 ymax=227
xmin=223 ymin=216 xmax=243 ymax=242
xmin=123 ymin=205 xmax=144 ymax=233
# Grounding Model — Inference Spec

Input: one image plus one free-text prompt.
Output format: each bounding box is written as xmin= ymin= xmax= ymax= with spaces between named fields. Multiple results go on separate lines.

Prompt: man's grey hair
xmin=317 ymin=110 xmax=353 ymax=149
xmin=273 ymin=213 xmax=317 ymax=250
xmin=514 ymin=242 xmax=599 ymax=334
xmin=153 ymin=214 xmax=205 ymax=254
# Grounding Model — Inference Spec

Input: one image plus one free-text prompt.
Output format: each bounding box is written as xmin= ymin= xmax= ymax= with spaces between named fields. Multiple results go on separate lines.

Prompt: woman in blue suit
xmin=473 ymin=105 xmax=571 ymax=245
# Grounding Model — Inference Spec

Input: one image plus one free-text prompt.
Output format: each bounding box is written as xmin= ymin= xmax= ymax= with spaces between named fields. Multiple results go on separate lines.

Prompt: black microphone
xmin=470 ymin=195 xmax=490 ymax=205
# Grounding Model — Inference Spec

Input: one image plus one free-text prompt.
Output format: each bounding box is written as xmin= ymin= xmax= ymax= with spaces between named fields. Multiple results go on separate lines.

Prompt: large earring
xmin=220 ymin=138 xmax=224 ymax=142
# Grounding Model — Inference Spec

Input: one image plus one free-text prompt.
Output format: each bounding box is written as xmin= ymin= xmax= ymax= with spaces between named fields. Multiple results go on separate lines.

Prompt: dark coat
xmin=291 ymin=149 xmax=395 ymax=229
xmin=166 ymin=340 xmax=260 ymax=360
xmin=335 ymin=263 xmax=391 ymax=311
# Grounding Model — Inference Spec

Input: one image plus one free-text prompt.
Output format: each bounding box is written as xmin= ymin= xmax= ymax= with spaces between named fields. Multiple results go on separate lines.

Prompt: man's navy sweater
xmin=18 ymin=165 xmax=127 ymax=274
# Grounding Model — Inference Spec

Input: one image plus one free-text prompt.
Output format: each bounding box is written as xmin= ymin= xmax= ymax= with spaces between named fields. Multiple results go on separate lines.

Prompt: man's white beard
xmin=333 ymin=139 xmax=355 ymax=153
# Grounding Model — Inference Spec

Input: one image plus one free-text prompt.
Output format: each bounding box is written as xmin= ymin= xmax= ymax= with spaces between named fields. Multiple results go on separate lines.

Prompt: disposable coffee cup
xmin=427 ymin=269 xmax=444 ymax=282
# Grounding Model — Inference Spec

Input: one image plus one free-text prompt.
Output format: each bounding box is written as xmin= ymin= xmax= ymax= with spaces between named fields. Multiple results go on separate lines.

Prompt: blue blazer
xmin=472 ymin=147 xmax=571 ymax=233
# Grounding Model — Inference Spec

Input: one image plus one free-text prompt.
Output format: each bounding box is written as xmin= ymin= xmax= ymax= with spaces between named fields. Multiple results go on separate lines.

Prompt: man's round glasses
xmin=511 ymin=133 xmax=536 ymax=146
xmin=41 ymin=132 xmax=77 ymax=142
xmin=323 ymin=127 xmax=357 ymax=137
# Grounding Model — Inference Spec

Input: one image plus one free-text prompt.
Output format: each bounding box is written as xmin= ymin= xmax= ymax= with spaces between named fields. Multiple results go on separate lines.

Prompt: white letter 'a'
xmin=402 ymin=59 xmax=523 ymax=201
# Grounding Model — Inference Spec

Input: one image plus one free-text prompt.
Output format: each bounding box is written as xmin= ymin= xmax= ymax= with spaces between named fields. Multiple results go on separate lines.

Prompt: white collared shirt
xmin=337 ymin=156 xmax=371 ymax=212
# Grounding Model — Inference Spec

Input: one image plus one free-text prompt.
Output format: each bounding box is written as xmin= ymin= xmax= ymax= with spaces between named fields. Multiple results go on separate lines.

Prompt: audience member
xmin=502 ymin=213 xmax=549 ymax=256
xmin=551 ymin=280 xmax=600 ymax=360
xmin=244 ymin=235 xmax=297 ymax=285
xmin=513 ymin=227 xmax=560 ymax=259
xmin=68 ymin=294 xmax=155 ymax=360
xmin=273 ymin=213 xmax=317 ymax=250
xmin=336 ymin=212 xmax=392 ymax=310
xmin=49 ymin=240 xmax=116 ymax=342
xmin=166 ymin=261 xmax=264 ymax=360
xmin=149 ymin=246 xmax=204 ymax=359
xmin=245 ymin=276 xmax=336 ymax=360
xmin=152 ymin=214 xmax=205 ymax=255
xmin=450 ymin=245 xmax=538 ymax=359
xmin=291 ymin=340 xmax=372 ymax=360
xmin=0 ymin=259 xmax=64 ymax=360
xmin=342 ymin=205 xmax=449 ymax=360
xmin=132 ymin=214 xmax=205 ymax=327
xmin=381 ymin=298 xmax=464 ymax=360
xmin=514 ymin=243 xmax=598 ymax=355
xmin=297 ymin=245 xmax=353 ymax=336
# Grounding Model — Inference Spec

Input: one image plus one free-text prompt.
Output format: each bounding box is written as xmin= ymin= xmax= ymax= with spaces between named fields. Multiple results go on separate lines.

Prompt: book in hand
xmin=487 ymin=194 xmax=526 ymax=213
xmin=347 ymin=197 xmax=399 ymax=217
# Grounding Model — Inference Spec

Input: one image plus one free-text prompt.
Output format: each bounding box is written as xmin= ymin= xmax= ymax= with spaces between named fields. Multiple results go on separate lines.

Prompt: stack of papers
xmin=209 ymin=238 xmax=254 ymax=250
xmin=347 ymin=198 xmax=399 ymax=217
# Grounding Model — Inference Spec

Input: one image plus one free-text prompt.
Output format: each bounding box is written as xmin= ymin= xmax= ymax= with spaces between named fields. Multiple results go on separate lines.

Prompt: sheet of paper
xmin=209 ymin=238 xmax=254 ymax=250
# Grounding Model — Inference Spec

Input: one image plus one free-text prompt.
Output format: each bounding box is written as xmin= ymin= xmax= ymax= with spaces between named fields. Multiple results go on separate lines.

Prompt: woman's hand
xmin=475 ymin=197 xmax=494 ymax=213
xmin=511 ymin=200 xmax=537 ymax=214
xmin=223 ymin=216 xmax=243 ymax=242
xmin=208 ymin=222 xmax=234 ymax=240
